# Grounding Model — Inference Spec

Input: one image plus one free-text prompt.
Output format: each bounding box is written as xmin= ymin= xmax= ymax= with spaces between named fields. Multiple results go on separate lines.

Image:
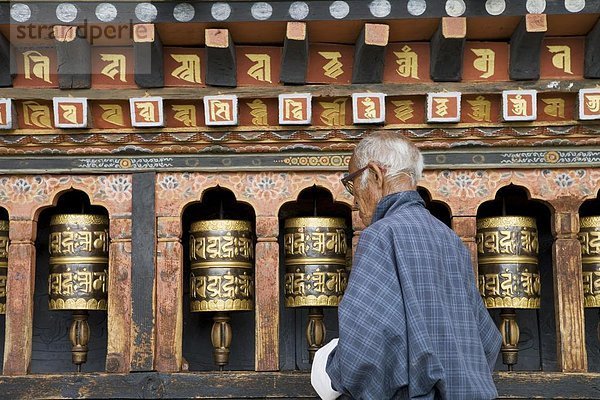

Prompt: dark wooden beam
xmin=509 ymin=14 xmax=547 ymax=81
xmin=352 ymin=23 xmax=389 ymax=84
xmin=280 ymin=22 xmax=308 ymax=85
xmin=134 ymin=24 xmax=164 ymax=88
xmin=430 ymin=17 xmax=466 ymax=82
xmin=585 ymin=18 xmax=600 ymax=78
xmin=54 ymin=26 xmax=91 ymax=89
xmin=205 ymin=28 xmax=237 ymax=87
xmin=0 ymin=372 xmax=600 ymax=399
xmin=131 ymin=172 xmax=156 ymax=371
xmin=0 ymin=32 xmax=15 ymax=87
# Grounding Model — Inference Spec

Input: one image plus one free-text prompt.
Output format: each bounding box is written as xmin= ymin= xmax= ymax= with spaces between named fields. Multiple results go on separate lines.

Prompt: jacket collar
xmin=371 ymin=190 xmax=425 ymax=224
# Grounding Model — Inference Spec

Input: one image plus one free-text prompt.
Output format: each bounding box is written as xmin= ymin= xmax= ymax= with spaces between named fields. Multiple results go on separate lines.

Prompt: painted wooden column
xmin=550 ymin=200 xmax=587 ymax=372
xmin=351 ymin=210 xmax=365 ymax=259
xmin=155 ymin=216 xmax=183 ymax=372
xmin=130 ymin=172 xmax=156 ymax=371
xmin=106 ymin=217 xmax=132 ymax=373
xmin=254 ymin=216 xmax=279 ymax=371
xmin=3 ymin=219 xmax=36 ymax=375
xmin=452 ymin=216 xmax=479 ymax=277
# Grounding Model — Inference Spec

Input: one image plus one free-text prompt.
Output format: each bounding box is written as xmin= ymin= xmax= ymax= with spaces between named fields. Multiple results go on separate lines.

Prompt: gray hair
xmin=354 ymin=131 xmax=424 ymax=186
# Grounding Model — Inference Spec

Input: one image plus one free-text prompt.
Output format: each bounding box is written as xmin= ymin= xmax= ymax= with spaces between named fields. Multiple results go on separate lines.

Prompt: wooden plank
xmin=551 ymin=209 xmax=587 ymax=372
xmin=3 ymin=78 xmax=600 ymax=101
xmin=510 ymin=14 xmax=547 ymax=80
xmin=2 ymin=220 xmax=36 ymax=375
xmin=0 ymin=32 xmax=15 ymax=87
xmin=155 ymin=216 xmax=183 ymax=372
xmin=280 ymin=22 xmax=308 ymax=85
xmin=134 ymin=24 xmax=164 ymax=88
xmin=255 ymin=215 xmax=279 ymax=371
xmin=54 ymin=26 xmax=91 ymax=89
xmin=585 ymin=18 xmax=600 ymax=78
xmin=0 ymin=371 xmax=600 ymax=399
xmin=130 ymin=172 xmax=156 ymax=371
xmin=106 ymin=224 xmax=132 ymax=373
xmin=352 ymin=24 xmax=389 ymax=84
xmin=205 ymin=29 xmax=237 ymax=87
xmin=430 ymin=17 xmax=466 ymax=82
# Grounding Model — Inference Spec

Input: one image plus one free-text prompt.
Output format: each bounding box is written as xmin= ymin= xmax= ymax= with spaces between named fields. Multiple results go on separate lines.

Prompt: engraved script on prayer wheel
xmin=477 ymin=216 xmax=541 ymax=309
xmin=48 ymin=214 xmax=109 ymax=311
xmin=579 ymin=216 xmax=600 ymax=308
xmin=283 ymin=217 xmax=349 ymax=307
xmin=0 ymin=220 xmax=8 ymax=315
xmin=189 ymin=219 xmax=255 ymax=312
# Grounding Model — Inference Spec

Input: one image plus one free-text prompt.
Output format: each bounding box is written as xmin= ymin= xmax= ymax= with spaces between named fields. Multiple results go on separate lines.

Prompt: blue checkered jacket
xmin=326 ymin=191 xmax=501 ymax=399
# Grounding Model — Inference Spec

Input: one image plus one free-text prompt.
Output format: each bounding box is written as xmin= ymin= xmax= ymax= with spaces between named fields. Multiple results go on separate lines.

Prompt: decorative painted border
xmin=3 ymin=1 xmax=598 ymax=25
xmin=0 ymin=148 xmax=599 ymax=173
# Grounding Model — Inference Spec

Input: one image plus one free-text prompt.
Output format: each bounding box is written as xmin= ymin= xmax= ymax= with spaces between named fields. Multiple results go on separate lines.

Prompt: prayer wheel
xmin=189 ymin=219 xmax=255 ymax=368
xmin=579 ymin=216 xmax=600 ymax=341
xmin=476 ymin=216 xmax=540 ymax=370
xmin=0 ymin=220 xmax=8 ymax=315
xmin=283 ymin=217 xmax=349 ymax=361
xmin=48 ymin=214 xmax=109 ymax=371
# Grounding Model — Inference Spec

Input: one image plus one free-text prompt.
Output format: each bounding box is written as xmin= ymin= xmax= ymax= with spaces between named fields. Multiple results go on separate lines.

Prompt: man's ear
xmin=367 ymin=162 xmax=384 ymax=187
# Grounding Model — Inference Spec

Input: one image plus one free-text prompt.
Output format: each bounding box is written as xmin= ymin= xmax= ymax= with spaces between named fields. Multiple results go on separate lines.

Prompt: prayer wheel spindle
xmin=48 ymin=214 xmax=109 ymax=372
xmin=0 ymin=220 xmax=8 ymax=316
xmin=189 ymin=219 xmax=255 ymax=370
xmin=476 ymin=216 xmax=540 ymax=371
xmin=579 ymin=216 xmax=600 ymax=342
xmin=283 ymin=217 xmax=349 ymax=362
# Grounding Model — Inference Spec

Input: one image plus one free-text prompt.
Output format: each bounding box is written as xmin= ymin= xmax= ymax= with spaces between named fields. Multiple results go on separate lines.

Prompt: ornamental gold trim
xmin=478 ymin=256 xmax=538 ymax=265
xmin=50 ymin=214 xmax=109 ymax=226
xmin=284 ymin=217 xmax=347 ymax=229
xmin=191 ymin=298 xmax=253 ymax=312
xmin=191 ymin=261 xmax=253 ymax=269
xmin=483 ymin=296 xmax=540 ymax=309
xmin=477 ymin=216 xmax=537 ymax=230
xmin=49 ymin=298 xmax=107 ymax=311
xmin=190 ymin=219 xmax=252 ymax=232
xmin=0 ymin=303 xmax=5 ymax=314
xmin=285 ymin=294 xmax=343 ymax=308
xmin=0 ymin=220 xmax=8 ymax=231
xmin=581 ymin=216 xmax=600 ymax=229
xmin=0 ymin=263 xmax=7 ymax=267
xmin=49 ymin=256 xmax=109 ymax=265
xmin=285 ymin=258 xmax=347 ymax=266
xmin=585 ymin=294 xmax=600 ymax=308
xmin=582 ymin=257 xmax=600 ymax=265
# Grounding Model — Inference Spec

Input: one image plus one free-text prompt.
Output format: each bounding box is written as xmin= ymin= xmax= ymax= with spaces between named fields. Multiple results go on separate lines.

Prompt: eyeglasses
xmin=341 ymin=166 xmax=414 ymax=196
xmin=340 ymin=166 xmax=369 ymax=196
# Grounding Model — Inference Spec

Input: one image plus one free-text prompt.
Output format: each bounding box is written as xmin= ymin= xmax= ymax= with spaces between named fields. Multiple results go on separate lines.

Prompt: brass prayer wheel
xmin=283 ymin=217 xmax=349 ymax=361
xmin=189 ymin=219 xmax=254 ymax=312
xmin=48 ymin=213 xmax=109 ymax=371
xmin=477 ymin=216 xmax=540 ymax=309
xmin=189 ymin=219 xmax=255 ymax=369
xmin=580 ymin=216 xmax=600 ymax=308
xmin=0 ymin=220 xmax=8 ymax=315
xmin=283 ymin=217 xmax=349 ymax=307
xmin=476 ymin=216 xmax=540 ymax=370
xmin=49 ymin=214 xmax=109 ymax=311
xmin=579 ymin=216 xmax=600 ymax=344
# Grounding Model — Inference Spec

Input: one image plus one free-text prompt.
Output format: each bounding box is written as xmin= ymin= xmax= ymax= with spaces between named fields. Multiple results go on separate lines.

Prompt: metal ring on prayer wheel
xmin=189 ymin=219 xmax=255 ymax=312
xmin=0 ymin=220 xmax=8 ymax=315
xmin=283 ymin=217 xmax=349 ymax=308
xmin=48 ymin=214 xmax=109 ymax=311
xmin=579 ymin=216 xmax=600 ymax=308
xmin=476 ymin=216 xmax=540 ymax=309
